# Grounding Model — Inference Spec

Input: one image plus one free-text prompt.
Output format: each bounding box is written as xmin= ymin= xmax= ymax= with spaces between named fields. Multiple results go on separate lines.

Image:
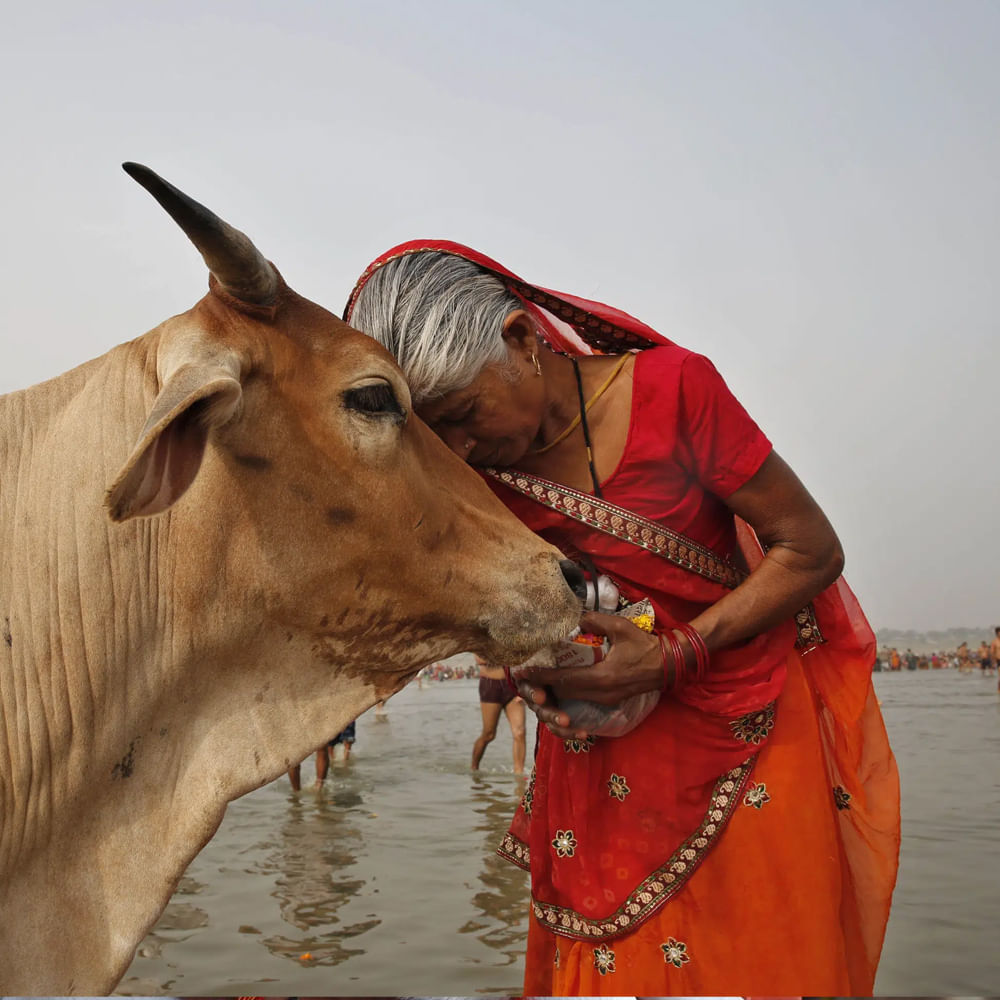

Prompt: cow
xmin=0 ymin=163 xmax=583 ymax=994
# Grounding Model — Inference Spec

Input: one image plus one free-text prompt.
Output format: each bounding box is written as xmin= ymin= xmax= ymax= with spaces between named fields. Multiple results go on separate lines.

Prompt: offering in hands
xmin=516 ymin=597 xmax=662 ymax=737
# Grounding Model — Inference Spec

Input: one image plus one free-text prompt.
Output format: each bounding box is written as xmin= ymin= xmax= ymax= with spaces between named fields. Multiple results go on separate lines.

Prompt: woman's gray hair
xmin=348 ymin=251 xmax=525 ymax=404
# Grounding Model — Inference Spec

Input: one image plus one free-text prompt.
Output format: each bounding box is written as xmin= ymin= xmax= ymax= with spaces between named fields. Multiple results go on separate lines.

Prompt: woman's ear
xmin=501 ymin=310 xmax=539 ymax=358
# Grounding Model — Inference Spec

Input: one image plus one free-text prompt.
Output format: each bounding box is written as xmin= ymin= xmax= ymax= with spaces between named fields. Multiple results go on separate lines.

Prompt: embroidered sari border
xmin=486 ymin=467 xmax=826 ymax=649
xmin=485 ymin=468 xmax=744 ymax=588
xmin=509 ymin=280 xmax=652 ymax=353
xmin=497 ymin=830 xmax=531 ymax=872
xmin=502 ymin=756 xmax=759 ymax=942
xmin=794 ymin=603 xmax=825 ymax=649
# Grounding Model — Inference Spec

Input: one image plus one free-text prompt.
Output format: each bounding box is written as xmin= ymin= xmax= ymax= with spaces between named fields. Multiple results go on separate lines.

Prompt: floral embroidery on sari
xmin=834 ymin=785 xmax=852 ymax=810
xmin=563 ymin=735 xmax=597 ymax=753
xmin=607 ymin=773 xmax=631 ymax=801
xmin=729 ymin=701 xmax=776 ymax=745
xmin=660 ymin=936 xmax=691 ymax=968
xmin=593 ymin=943 xmax=616 ymax=975
xmin=552 ymin=829 xmax=578 ymax=858
xmin=743 ymin=781 xmax=771 ymax=809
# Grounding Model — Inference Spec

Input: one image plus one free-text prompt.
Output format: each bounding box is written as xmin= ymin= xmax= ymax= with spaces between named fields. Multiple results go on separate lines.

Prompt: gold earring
xmin=531 ymin=352 xmax=542 ymax=376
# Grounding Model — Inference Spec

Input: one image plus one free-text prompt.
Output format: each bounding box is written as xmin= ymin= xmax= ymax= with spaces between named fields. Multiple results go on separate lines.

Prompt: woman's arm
xmin=689 ymin=449 xmax=844 ymax=649
xmin=519 ymin=450 xmax=843 ymax=726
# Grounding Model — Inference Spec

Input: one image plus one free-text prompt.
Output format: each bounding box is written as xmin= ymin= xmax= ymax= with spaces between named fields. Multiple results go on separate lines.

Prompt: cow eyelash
xmin=343 ymin=382 xmax=406 ymax=422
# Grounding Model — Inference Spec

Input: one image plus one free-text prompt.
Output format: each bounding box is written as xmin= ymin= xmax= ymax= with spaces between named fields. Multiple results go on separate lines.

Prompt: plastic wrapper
xmin=512 ymin=595 xmax=662 ymax=738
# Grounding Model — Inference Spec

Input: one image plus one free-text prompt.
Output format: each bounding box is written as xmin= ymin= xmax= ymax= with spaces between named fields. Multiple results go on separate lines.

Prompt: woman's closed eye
xmin=440 ymin=401 xmax=476 ymax=427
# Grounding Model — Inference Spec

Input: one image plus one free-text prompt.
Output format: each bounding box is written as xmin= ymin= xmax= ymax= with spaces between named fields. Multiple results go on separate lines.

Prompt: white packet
xmin=512 ymin=597 xmax=661 ymax=738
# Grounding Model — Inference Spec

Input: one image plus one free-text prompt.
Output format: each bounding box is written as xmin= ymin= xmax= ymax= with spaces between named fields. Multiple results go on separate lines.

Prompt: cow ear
xmin=106 ymin=361 xmax=243 ymax=522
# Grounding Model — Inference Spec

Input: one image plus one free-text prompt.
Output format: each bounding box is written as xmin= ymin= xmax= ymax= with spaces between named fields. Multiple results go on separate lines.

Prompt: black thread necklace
xmin=571 ymin=357 xmax=604 ymax=499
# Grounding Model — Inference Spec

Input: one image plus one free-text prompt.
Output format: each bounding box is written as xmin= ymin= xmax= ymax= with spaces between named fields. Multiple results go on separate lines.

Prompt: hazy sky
xmin=2 ymin=1 xmax=997 ymax=631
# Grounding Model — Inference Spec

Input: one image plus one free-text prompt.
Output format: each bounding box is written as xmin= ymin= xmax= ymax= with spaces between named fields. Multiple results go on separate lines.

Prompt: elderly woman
xmin=345 ymin=241 xmax=899 ymax=996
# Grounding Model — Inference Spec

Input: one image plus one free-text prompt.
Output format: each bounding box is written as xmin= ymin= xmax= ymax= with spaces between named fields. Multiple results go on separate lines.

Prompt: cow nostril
xmin=559 ymin=560 xmax=588 ymax=603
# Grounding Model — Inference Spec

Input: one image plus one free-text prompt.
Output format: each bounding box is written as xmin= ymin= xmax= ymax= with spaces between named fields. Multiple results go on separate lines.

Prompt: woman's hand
xmin=514 ymin=682 xmax=587 ymax=740
xmin=517 ymin=611 xmax=664 ymax=719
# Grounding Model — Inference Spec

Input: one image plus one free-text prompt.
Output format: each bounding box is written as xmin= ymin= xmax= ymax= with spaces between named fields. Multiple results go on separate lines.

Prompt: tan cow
xmin=0 ymin=164 xmax=582 ymax=994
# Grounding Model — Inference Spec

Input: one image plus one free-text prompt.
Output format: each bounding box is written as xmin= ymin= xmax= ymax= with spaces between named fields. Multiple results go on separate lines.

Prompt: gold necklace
xmin=531 ymin=353 xmax=631 ymax=456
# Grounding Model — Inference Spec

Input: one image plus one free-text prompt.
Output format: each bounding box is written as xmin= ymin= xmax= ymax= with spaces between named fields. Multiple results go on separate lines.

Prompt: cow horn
xmin=122 ymin=162 xmax=279 ymax=306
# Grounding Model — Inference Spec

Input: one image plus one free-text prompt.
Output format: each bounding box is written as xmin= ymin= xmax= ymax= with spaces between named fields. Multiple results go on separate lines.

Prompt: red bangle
xmin=676 ymin=623 xmax=710 ymax=681
xmin=657 ymin=631 xmax=672 ymax=691
xmin=667 ymin=628 xmax=686 ymax=691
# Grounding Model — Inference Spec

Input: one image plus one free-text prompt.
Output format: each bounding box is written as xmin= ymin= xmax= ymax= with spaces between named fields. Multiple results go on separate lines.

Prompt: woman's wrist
xmin=658 ymin=624 xmax=710 ymax=692
xmin=675 ymin=624 xmax=710 ymax=681
xmin=634 ymin=630 xmax=670 ymax=695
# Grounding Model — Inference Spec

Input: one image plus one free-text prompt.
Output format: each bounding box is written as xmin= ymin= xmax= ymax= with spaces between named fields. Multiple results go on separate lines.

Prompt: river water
xmin=118 ymin=668 xmax=1000 ymax=996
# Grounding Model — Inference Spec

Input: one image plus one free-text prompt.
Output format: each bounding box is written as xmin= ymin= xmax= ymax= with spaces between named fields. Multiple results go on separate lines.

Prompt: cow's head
xmin=105 ymin=164 xmax=583 ymax=692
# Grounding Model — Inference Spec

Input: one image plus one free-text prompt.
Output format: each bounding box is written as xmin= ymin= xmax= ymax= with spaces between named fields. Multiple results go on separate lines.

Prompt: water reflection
xmin=128 ymin=872 xmax=211 ymax=966
xmin=254 ymin=787 xmax=380 ymax=966
xmin=461 ymin=773 xmax=531 ymax=963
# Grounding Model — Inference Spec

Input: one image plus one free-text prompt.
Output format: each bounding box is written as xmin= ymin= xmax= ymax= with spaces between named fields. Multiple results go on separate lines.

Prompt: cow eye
xmin=343 ymin=381 xmax=406 ymax=422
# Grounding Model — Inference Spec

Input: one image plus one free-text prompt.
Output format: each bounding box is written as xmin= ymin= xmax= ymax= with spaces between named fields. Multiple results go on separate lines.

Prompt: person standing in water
xmin=472 ymin=655 xmax=526 ymax=775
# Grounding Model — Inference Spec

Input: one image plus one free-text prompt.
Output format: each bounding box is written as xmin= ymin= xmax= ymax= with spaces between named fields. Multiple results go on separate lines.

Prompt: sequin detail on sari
xmin=729 ymin=702 xmax=776 ymax=745
xmin=660 ymin=937 xmax=691 ymax=968
xmin=743 ymin=781 xmax=771 ymax=809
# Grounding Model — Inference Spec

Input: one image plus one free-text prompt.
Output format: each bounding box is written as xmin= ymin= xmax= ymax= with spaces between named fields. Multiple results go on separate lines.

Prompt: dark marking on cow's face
xmin=443 ymin=568 xmax=453 ymax=587
xmin=289 ymin=482 xmax=313 ymax=503
xmin=159 ymin=727 xmax=168 ymax=737
xmin=234 ymin=453 xmax=272 ymax=471
xmin=285 ymin=631 xmax=294 ymax=642
xmin=2 ymin=617 xmax=10 ymax=647
xmin=326 ymin=506 xmax=356 ymax=526
xmin=354 ymin=570 xmax=367 ymax=592
xmin=319 ymin=614 xmax=330 ymax=628
xmin=111 ymin=739 xmax=139 ymax=780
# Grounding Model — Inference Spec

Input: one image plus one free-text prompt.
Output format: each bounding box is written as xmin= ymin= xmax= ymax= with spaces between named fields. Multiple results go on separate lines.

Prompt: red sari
xmin=346 ymin=242 xmax=900 ymax=996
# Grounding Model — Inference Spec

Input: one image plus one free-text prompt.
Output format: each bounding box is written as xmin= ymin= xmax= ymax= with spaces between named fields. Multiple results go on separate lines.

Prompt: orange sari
xmin=522 ymin=642 xmax=898 ymax=995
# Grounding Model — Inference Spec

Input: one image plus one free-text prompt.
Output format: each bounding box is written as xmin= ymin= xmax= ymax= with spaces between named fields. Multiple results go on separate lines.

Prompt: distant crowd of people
xmin=419 ymin=660 xmax=479 ymax=682
xmin=876 ymin=628 xmax=1000 ymax=675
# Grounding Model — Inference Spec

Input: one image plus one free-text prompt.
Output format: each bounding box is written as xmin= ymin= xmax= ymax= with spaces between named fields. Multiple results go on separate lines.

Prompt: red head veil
xmin=343 ymin=239 xmax=676 ymax=357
